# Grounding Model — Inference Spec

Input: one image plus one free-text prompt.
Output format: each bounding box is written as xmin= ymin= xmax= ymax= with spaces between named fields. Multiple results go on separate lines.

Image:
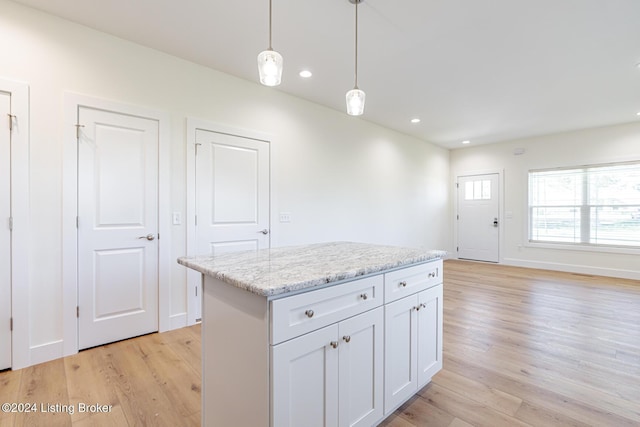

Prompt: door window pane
xmin=465 ymin=179 xmax=492 ymax=200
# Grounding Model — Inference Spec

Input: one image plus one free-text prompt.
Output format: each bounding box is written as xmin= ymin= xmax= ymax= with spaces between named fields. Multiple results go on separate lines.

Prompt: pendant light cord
xmin=354 ymin=0 xmax=359 ymax=88
xmin=269 ymin=0 xmax=273 ymax=50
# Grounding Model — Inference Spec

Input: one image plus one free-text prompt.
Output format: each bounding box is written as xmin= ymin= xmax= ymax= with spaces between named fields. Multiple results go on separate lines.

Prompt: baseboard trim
xmin=29 ymin=340 xmax=64 ymax=367
xmin=502 ymin=258 xmax=640 ymax=280
xmin=167 ymin=313 xmax=187 ymax=332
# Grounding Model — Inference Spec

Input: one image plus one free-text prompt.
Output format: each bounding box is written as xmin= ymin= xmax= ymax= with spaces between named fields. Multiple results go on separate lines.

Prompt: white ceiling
xmin=11 ymin=0 xmax=640 ymax=149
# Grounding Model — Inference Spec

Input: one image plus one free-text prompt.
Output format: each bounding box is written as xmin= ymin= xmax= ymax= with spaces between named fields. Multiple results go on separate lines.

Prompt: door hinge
xmin=457 ymin=214 xmax=459 ymax=220
xmin=195 ymin=215 xmax=198 ymax=226
xmin=457 ymin=247 xmax=459 ymax=252
xmin=8 ymin=217 xmax=13 ymax=231
xmin=75 ymin=124 xmax=85 ymax=139
xmin=8 ymin=114 xmax=16 ymax=131
xmin=9 ymin=317 xmax=13 ymax=331
xmin=456 ymin=182 xmax=459 ymax=188
xmin=76 ymin=216 xmax=79 ymax=228
xmin=76 ymin=306 xmax=79 ymax=318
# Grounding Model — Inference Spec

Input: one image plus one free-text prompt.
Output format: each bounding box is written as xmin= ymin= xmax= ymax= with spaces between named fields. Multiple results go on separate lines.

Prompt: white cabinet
xmin=417 ymin=285 xmax=443 ymax=387
xmin=272 ymin=307 xmax=384 ymax=427
xmin=271 ymin=275 xmax=383 ymax=345
xmin=384 ymin=283 xmax=443 ymax=414
xmin=198 ymin=258 xmax=443 ymax=427
xmin=272 ymin=322 xmax=339 ymax=427
xmin=384 ymin=293 xmax=418 ymax=412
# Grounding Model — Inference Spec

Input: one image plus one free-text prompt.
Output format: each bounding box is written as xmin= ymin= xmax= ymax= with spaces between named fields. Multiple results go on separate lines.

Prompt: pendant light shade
xmin=258 ymin=0 xmax=283 ymax=87
xmin=346 ymin=88 xmax=366 ymax=116
xmin=257 ymin=49 xmax=283 ymax=86
xmin=346 ymin=0 xmax=365 ymax=115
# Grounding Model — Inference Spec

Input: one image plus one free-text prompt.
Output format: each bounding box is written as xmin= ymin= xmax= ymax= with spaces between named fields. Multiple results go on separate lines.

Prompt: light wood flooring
xmin=1 ymin=260 xmax=639 ymax=426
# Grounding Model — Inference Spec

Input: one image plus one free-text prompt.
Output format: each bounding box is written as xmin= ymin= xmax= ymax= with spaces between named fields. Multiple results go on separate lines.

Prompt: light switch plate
xmin=172 ymin=212 xmax=182 ymax=225
xmin=279 ymin=212 xmax=291 ymax=223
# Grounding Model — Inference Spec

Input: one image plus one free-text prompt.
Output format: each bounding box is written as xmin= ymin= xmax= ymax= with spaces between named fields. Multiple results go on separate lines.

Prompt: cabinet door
xmin=272 ymin=324 xmax=340 ymax=427
xmin=384 ymin=294 xmax=419 ymax=414
xmin=417 ymin=284 xmax=443 ymax=387
xmin=338 ymin=307 xmax=384 ymax=427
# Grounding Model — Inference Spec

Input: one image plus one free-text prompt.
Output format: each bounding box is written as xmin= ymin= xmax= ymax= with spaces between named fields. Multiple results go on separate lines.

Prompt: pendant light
xmin=257 ymin=0 xmax=283 ymax=86
xmin=346 ymin=0 xmax=365 ymax=116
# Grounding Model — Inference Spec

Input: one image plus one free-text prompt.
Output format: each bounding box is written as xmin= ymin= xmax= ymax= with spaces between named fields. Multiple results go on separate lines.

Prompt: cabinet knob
xmin=305 ymin=310 xmax=314 ymax=318
xmin=330 ymin=341 xmax=339 ymax=349
xmin=415 ymin=305 xmax=421 ymax=311
xmin=360 ymin=293 xmax=368 ymax=300
xmin=343 ymin=335 xmax=351 ymax=343
xmin=399 ymin=281 xmax=407 ymax=288
xmin=428 ymin=272 xmax=436 ymax=278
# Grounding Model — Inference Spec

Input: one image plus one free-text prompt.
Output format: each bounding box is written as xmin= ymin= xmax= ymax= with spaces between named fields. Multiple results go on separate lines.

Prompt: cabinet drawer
xmin=271 ymin=275 xmax=383 ymax=345
xmin=384 ymin=260 xmax=442 ymax=303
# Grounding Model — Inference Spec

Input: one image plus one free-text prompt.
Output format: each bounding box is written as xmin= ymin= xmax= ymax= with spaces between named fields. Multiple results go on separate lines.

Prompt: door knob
xmin=258 ymin=229 xmax=269 ymax=235
xmin=138 ymin=234 xmax=155 ymax=241
xmin=493 ymin=218 xmax=499 ymax=227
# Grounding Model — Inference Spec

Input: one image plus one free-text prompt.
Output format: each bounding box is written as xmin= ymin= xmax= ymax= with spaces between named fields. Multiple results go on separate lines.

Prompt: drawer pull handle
xmin=399 ymin=281 xmax=407 ymax=288
xmin=343 ymin=335 xmax=351 ymax=343
xmin=330 ymin=341 xmax=339 ymax=349
xmin=360 ymin=293 xmax=368 ymax=300
xmin=305 ymin=310 xmax=315 ymax=318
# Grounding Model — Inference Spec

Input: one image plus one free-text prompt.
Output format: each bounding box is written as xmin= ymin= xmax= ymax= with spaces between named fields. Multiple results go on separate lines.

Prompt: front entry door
xmin=0 ymin=91 xmax=11 ymax=369
xmin=457 ymin=173 xmax=500 ymax=263
xmin=77 ymin=106 xmax=159 ymax=350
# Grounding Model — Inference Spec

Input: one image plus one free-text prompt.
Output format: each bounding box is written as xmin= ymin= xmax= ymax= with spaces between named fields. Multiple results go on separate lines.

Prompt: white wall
xmin=451 ymin=122 xmax=640 ymax=279
xmin=0 ymin=0 xmax=450 ymax=366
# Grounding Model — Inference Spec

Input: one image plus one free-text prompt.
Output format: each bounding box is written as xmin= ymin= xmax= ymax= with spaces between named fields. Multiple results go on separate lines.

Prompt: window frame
xmin=527 ymin=160 xmax=640 ymax=252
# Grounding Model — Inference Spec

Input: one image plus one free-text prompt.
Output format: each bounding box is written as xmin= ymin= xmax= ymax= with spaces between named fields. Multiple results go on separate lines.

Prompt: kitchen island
xmin=178 ymin=241 xmax=446 ymax=427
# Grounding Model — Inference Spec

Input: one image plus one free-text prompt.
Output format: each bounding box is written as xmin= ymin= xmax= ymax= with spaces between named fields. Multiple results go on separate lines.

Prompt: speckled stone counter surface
xmin=178 ymin=241 xmax=447 ymax=297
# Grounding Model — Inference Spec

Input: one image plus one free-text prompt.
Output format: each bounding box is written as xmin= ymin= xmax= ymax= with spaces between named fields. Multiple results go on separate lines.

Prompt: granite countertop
xmin=177 ymin=241 xmax=447 ymax=297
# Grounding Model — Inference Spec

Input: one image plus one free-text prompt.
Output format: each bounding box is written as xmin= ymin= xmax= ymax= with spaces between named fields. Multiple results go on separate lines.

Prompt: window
xmin=529 ymin=162 xmax=640 ymax=248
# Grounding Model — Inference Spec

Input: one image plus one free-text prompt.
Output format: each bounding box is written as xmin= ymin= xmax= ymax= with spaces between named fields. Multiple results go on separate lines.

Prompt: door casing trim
xmin=0 ymin=78 xmax=29 ymax=369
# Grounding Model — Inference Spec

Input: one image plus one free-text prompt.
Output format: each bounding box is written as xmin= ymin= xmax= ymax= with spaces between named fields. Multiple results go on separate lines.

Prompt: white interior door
xmin=195 ymin=129 xmax=270 ymax=254
xmin=0 ymin=92 xmax=11 ymax=369
xmin=77 ymin=106 xmax=159 ymax=350
xmin=194 ymin=129 xmax=270 ymax=320
xmin=457 ymin=173 xmax=500 ymax=262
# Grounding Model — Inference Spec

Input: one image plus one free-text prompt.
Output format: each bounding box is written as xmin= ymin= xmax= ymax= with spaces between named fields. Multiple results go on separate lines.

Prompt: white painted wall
xmin=451 ymin=122 xmax=640 ymax=279
xmin=0 ymin=0 xmax=450 ymax=366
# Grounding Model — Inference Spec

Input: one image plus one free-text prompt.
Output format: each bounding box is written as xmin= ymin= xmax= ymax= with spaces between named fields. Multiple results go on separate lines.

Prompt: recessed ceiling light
xmin=637 ymin=111 xmax=640 ymax=116
xmin=299 ymin=70 xmax=313 ymax=78
xmin=410 ymin=118 xmax=421 ymax=124
xmin=462 ymin=140 xmax=471 ymax=144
